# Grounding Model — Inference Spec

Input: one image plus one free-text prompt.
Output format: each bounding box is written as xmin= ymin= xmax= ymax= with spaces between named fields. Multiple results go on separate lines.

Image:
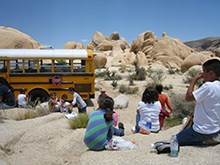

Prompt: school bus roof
xmin=0 ymin=49 xmax=92 ymax=59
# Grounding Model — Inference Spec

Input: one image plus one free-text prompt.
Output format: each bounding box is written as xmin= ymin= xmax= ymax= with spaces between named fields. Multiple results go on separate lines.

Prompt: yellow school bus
xmin=0 ymin=49 xmax=95 ymax=103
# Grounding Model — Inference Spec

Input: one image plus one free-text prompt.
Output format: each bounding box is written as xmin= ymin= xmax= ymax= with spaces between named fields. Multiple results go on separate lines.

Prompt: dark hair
xmin=61 ymin=94 xmax=67 ymax=100
xmin=20 ymin=88 xmax=26 ymax=94
xmin=99 ymin=96 xmax=114 ymax=122
xmin=203 ymin=59 xmax=220 ymax=77
xmin=68 ymin=87 xmax=75 ymax=92
xmin=142 ymin=87 xmax=158 ymax=104
xmin=50 ymin=92 xmax=56 ymax=97
xmin=155 ymin=84 xmax=163 ymax=94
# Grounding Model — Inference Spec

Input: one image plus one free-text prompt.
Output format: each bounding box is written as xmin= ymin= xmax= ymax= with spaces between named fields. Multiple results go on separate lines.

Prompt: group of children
xmin=84 ymin=58 xmax=220 ymax=151
xmin=17 ymin=87 xmax=87 ymax=116
xmin=10 ymin=58 xmax=220 ymax=151
xmin=48 ymin=87 xmax=87 ymax=114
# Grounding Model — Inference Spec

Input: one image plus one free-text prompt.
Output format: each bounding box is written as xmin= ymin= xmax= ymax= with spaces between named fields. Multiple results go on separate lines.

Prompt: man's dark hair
xmin=203 ymin=59 xmax=220 ymax=77
xmin=155 ymin=84 xmax=163 ymax=94
xmin=68 ymin=87 xmax=75 ymax=92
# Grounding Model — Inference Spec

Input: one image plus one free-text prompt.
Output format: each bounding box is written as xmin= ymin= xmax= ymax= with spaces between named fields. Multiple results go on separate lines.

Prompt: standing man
xmin=68 ymin=87 xmax=87 ymax=113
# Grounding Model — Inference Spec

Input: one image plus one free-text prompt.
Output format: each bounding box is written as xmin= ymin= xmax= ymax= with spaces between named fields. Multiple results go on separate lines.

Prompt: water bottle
xmin=170 ymin=135 xmax=179 ymax=157
xmin=146 ymin=117 xmax=152 ymax=132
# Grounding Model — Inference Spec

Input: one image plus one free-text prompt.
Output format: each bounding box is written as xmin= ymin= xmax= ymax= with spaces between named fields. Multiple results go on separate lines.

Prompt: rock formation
xmin=0 ymin=26 xmax=40 ymax=48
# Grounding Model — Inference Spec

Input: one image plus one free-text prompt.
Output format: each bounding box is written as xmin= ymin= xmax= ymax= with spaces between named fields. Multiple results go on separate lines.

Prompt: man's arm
xmin=185 ymin=72 xmax=203 ymax=101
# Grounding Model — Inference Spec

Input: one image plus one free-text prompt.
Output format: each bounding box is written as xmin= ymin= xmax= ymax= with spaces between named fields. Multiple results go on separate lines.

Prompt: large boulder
xmin=136 ymin=51 xmax=148 ymax=66
xmin=111 ymin=52 xmax=136 ymax=67
xmin=94 ymin=53 xmax=107 ymax=68
xmin=114 ymin=94 xmax=129 ymax=109
xmin=214 ymin=48 xmax=220 ymax=57
xmin=148 ymin=36 xmax=194 ymax=69
xmin=97 ymin=40 xmax=113 ymax=51
xmin=130 ymin=31 xmax=157 ymax=54
xmin=92 ymin=31 xmax=106 ymax=46
xmin=107 ymin=32 xmax=120 ymax=40
xmin=64 ymin=41 xmax=84 ymax=49
xmin=0 ymin=26 xmax=41 ymax=48
xmin=181 ymin=51 xmax=214 ymax=70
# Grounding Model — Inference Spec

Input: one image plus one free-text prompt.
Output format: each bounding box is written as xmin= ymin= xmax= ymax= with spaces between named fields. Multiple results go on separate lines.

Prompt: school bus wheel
xmin=29 ymin=89 xmax=49 ymax=103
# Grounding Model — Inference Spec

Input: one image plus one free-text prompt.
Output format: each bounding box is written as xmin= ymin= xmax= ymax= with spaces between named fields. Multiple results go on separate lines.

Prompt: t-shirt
xmin=56 ymin=101 xmax=71 ymax=112
xmin=18 ymin=94 xmax=27 ymax=106
xmin=72 ymin=92 xmax=86 ymax=109
xmin=137 ymin=101 xmax=161 ymax=132
xmin=84 ymin=109 xmax=113 ymax=151
xmin=193 ymin=80 xmax=220 ymax=134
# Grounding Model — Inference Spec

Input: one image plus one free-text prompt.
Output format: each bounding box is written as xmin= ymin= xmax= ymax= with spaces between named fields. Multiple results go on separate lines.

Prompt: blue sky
xmin=1 ymin=0 xmax=220 ymax=48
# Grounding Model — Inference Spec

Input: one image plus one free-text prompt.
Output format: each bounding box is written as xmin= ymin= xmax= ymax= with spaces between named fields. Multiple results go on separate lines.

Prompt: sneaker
xmin=118 ymin=122 xmax=124 ymax=130
xmin=131 ymin=126 xmax=136 ymax=134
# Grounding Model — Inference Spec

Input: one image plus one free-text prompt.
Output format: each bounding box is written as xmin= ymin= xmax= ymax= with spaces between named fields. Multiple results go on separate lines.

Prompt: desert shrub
xmin=129 ymin=67 xmax=146 ymax=81
xmin=95 ymin=69 xmax=109 ymax=78
xmin=169 ymin=91 xmax=195 ymax=119
xmin=183 ymin=68 xmax=203 ymax=87
xmin=163 ymin=116 xmax=182 ymax=129
xmin=167 ymin=67 xmax=180 ymax=75
xmin=105 ymin=70 xmax=122 ymax=81
xmin=36 ymin=106 xmax=51 ymax=117
xmin=119 ymin=84 xmax=126 ymax=93
xmin=16 ymin=109 xmax=38 ymax=120
xmin=119 ymin=66 xmax=127 ymax=73
xmin=68 ymin=113 xmax=88 ymax=129
xmin=15 ymin=99 xmax=50 ymax=120
xmin=119 ymin=84 xmax=139 ymax=94
xmin=111 ymin=80 xmax=118 ymax=88
xmin=146 ymin=68 xmax=166 ymax=84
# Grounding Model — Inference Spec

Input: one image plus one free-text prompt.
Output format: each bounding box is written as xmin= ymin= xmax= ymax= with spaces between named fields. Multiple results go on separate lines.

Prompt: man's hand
xmin=185 ymin=71 xmax=203 ymax=101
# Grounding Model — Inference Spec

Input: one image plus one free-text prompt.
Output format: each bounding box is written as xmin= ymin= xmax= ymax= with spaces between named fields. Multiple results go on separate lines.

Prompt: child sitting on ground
xmin=18 ymin=88 xmax=31 ymax=108
xmin=56 ymin=94 xmax=72 ymax=113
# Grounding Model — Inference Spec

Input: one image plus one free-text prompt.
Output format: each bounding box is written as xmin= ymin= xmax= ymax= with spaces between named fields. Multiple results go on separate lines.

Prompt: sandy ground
xmin=0 ymin=73 xmax=220 ymax=165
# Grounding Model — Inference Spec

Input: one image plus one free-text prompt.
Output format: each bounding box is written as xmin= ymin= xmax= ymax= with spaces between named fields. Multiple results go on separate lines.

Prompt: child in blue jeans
xmin=176 ymin=59 xmax=220 ymax=146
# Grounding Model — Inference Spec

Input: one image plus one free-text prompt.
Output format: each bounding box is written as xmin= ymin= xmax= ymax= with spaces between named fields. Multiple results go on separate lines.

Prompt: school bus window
xmin=73 ymin=59 xmax=85 ymax=72
xmin=24 ymin=60 xmax=38 ymax=73
xmin=0 ymin=61 xmax=7 ymax=73
xmin=10 ymin=60 xmax=22 ymax=73
xmin=40 ymin=60 xmax=52 ymax=73
xmin=54 ymin=59 xmax=71 ymax=72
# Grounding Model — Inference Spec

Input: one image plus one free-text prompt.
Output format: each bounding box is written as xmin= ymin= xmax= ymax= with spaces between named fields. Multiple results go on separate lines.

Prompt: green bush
xmin=163 ymin=116 xmax=182 ymax=129
xmin=146 ymin=68 xmax=166 ymax=84
xmin=68 ymin=113 xmax=88 ymax=129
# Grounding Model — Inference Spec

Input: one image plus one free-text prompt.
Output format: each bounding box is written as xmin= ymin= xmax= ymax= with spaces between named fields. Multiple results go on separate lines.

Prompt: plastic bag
xmin=105 ymin=137 xmax=137 ymax=150
xmin=65 ymin=112 xmax=78 ymax=120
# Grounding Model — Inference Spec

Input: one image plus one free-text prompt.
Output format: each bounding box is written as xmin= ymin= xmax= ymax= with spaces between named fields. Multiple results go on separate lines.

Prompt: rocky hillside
xmin=185 ymin=37 xmax=220 ymax=56
xmin=0 ymin=26 xmax=220 ymax=71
